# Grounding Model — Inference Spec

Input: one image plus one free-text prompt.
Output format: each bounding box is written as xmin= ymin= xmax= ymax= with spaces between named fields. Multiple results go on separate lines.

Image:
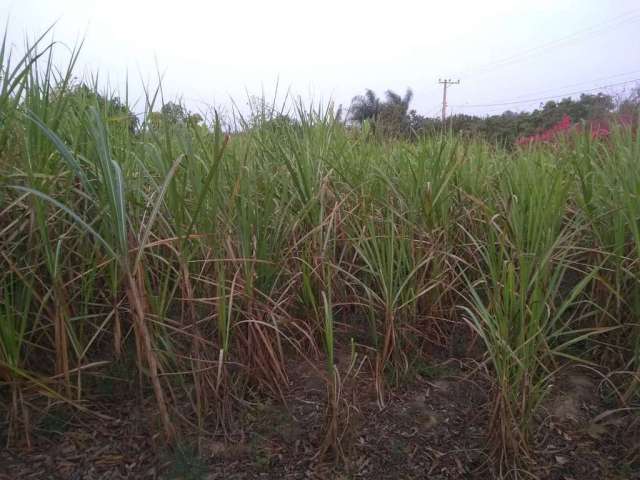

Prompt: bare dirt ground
xmin=1 ymin=361 xmax=639 ymax=479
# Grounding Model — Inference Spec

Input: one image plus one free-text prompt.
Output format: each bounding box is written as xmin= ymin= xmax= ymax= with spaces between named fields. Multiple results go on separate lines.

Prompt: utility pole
xmin=438 ymin=78 xmax=460 ymax=123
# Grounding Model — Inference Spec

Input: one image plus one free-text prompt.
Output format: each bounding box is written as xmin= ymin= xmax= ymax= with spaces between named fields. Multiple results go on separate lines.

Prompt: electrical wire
xmin=484 ymin=69 xmax=640 ymax=102
xmin=454 ymin=9 xmax=640 ymax=80
xmin=451 ymin=78 xmax=640 ymax=109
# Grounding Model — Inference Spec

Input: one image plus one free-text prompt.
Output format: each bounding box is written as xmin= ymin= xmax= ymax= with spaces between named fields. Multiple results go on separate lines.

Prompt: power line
xmin=458 ymin=11 xmax=640 ymax=79
xmin=451 ymin=78 xmax=640 ymax=110
xmin=416 ymin=10 xmax=640 ymax=119
xmin=488 ymin=69 xmax=640 ymax=102
xmin=454 ymin=9 xmax=640 ymax=80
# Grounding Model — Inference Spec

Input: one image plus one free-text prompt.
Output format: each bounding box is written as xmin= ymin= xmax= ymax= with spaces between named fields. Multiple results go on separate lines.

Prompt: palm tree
xmin=379 ymin=88 xmax=414 ymax=137
xmin=349 ymin=88 xmax=414 ymax=137
xmin=384 ymin=88 xmax=413 ymax=117
xmin=349 ymin=89 xmax=381 ymax=124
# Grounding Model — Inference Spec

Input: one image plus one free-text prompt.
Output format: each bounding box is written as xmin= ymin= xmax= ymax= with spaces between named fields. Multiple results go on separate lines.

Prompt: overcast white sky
xmin=2 ymin=0 xmax=640 ymax=118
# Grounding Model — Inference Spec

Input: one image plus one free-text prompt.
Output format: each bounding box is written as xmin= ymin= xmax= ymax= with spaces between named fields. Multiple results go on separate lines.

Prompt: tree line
xmin=348 ymin=86 xmax=640 ymax=145
xmin=53 ymin=81 xmax=640 ymax=146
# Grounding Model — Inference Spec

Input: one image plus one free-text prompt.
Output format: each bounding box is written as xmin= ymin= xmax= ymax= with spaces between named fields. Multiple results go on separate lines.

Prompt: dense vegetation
xmin=350 ymin=86 xmax=639 ymax=145
xmin=1 ymin=32 xmax=639 ymax=478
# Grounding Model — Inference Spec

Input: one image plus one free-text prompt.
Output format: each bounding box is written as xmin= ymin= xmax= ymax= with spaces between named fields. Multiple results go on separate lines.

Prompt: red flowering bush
xmin=516 ymin=114 xmax=572 ymax=146
xmin=516 ymin=114 xmax=636 ymax=147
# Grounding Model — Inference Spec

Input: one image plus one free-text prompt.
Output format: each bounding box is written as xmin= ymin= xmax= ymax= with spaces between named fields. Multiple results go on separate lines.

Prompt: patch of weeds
xmin=601 ymin=389 xmax=618 ymax=409
xmin=86 ymin=355 xmax=137 ymax=398
xmin=248 ymin=400 xmax=299 ymax=439
xmin=399 ymin=358 xmax=456 ymax=384
xmin=37 ymin=406 xmax=71 ymax=437
xmin=243 ymin=399 xmax=272 ymax=427
xmin=388 ymin=437 xmax=409 ymax=464
xmin=163 ymin=442 xmax=208 ymax=480
xmin=450 ymin=324 xmax=473 ymax=357
xmin=381 ymin=360 xmax=406 ymax=388
xmin=615 ymin=462 xmax=638 ymax=480
xmin=413 ymin=360 xmax=456 ymax=380
xmin=249 ymin=436 xmax=273 ymax=471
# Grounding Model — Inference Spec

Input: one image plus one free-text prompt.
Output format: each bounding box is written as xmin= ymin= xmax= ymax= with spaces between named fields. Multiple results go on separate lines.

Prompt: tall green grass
xmin=461 ymin=154 xmax=603 ymax=469
xmin=1 ymin=27 xmax=639 ymax=475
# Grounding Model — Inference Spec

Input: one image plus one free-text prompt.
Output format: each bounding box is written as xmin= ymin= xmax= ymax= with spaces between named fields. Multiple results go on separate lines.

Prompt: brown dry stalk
xmin=125 ymin=268 xmax=175 ymax=441
xmin=113 ymin=304 xmax=122 ymax=359
xmin=52 ymin=281 xmax=72 ymax=396
xmin=181 ymin=260 xmax=206 ymax=427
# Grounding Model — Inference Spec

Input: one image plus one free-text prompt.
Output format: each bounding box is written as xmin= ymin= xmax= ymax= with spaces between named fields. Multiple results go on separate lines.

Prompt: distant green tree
xmin=145 ymin=102 xmax=208 ymax=132
xmin=408 ymin=110 xmax=430 ymax=136
xmin=349 ymin=89 xmax=381 ymax=124
xmin=51 ymin=83 xmax=139 ymax=134
xmin=186 ymin=113 xmax=203 ymax=126
xmin=160 ymin=101 xmax=189 ymax=124
xmin=349 ymin=88 xmax=414 ymax=137
xmin=533 ymin=93 xmax=614 ymax=131
xmin=378 ymin=89 xmax=414 ymax=137
xmin=618 ymin=85 xmax=640 ymax=117
xmin=409 ymin=91 xmax=619 ymax=146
